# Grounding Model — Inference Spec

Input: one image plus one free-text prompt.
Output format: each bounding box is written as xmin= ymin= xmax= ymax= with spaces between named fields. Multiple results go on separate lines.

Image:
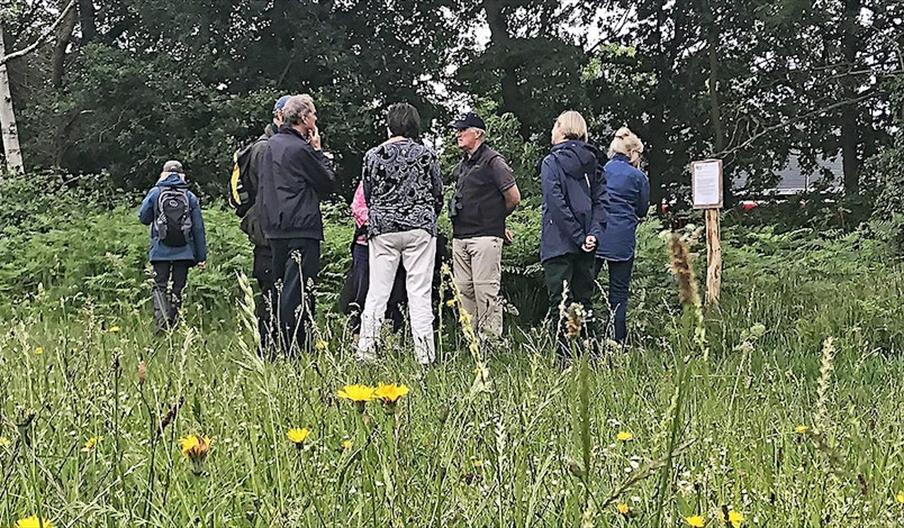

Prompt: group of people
xmin=139 ymin=94 xmax=650 ymax=364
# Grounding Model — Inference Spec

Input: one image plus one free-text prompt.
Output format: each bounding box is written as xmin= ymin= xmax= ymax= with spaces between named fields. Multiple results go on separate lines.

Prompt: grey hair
xmin=473 ymin=128 xmax=487 ymax=141
xmin=282 ymin=94 xmax=316 ymax=126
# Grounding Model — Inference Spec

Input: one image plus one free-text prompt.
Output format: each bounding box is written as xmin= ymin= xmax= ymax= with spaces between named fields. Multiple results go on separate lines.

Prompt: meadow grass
xmin=2 ymin=227 xmax=904 ymax=527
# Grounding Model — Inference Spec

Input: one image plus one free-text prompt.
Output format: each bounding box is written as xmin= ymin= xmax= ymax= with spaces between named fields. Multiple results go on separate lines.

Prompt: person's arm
xmin=189 ymin=194 xmax=208 ymax=264
xmin=300 ymin=147 xmax=336 ymax=196
xmin=636 ymin=171 xmax=651 ymax=219
xmin=491 ymin=157 xmax=520 ymax=214
xmin=430 ymin=152 xmax=443 ymax=215
xmin=590 ymin=164 xmax=608 ymax=241
xmin=541 ymin=156 xmax=585 ymax=247
xmin=351 ymin=180 xmax=369 ymax=228
xmin=138 ymin=188 xmax=158 ymax=225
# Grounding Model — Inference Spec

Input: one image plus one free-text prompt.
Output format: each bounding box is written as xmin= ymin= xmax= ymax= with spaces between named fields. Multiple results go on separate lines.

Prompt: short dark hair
xmin=387 ymin=103 xmax=421 ymax=139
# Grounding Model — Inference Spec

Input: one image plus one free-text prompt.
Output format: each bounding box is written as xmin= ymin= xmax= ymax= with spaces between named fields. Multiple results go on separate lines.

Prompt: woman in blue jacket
xmin=139 ymin=160 xmax=208 ymax=332
xmin=540 ymin=111 xmax=607 ymax=348
xmin=595 ymin=128 xmax=649 ymax=343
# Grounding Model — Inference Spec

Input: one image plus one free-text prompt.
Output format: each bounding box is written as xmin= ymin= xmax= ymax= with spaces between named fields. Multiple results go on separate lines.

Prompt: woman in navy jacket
xmin=540 ymin=111 xmax=607 ymax=346
xmin=595 ymin=128 xmax=649 ymax=343
xmin=139 ymin=160 xmax=208 ymax=332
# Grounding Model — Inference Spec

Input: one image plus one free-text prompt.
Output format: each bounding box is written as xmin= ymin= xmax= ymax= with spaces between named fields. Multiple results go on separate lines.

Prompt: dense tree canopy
xmin=2 ymin=0 xmax=901 ymax=203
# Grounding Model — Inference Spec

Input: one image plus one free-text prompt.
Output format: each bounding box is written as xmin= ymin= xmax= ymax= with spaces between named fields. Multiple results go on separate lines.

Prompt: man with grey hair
xmin=258 ymin=94 xmax=336 ymax=354
xmin=449 ymin=112 xmax=521 ymax=341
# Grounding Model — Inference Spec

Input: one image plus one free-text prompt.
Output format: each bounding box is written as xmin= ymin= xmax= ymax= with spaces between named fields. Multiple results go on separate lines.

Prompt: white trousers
xmin=357 ymin=229 xmax=436 ymax=364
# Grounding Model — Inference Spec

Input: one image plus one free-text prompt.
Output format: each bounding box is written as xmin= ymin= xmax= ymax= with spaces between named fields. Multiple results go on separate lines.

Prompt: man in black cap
xmin=449 ymin=112 xmax=521 ymax=340
xmin=241 ymin=94 xmax=289 ymax=353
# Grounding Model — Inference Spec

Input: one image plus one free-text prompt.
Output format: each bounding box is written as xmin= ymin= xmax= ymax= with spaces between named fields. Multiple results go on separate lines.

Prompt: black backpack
xmin=155 ymin=187 xmax=193 ymax=247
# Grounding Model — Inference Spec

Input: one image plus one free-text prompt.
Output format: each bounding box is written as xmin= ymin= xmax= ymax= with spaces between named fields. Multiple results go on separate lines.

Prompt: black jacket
xmin=259 ymin=126 xmax=336 ymax=240
xmin=240 ymin=123 xmax=278 ymax=247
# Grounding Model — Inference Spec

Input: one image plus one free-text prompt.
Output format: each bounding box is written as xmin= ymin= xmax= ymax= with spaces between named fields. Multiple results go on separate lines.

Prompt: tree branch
xmin=0 ymin=0 xmax=77 ymax=66
xmin=714 ymin=90 xmax=882 ymax=161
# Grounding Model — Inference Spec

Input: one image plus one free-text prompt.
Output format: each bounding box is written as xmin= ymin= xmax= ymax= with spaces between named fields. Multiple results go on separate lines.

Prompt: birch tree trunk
xmin=0 ymin=21 xmax=24 ymax=176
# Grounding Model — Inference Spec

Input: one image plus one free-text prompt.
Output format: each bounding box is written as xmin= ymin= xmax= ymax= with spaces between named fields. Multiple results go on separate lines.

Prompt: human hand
xmin=504 ymin=228 xmax=515 ymax=245
xmin=581 ymin=235 xmax=597 ymax=253
xmin=197 ymin=261 xmax=207 ymax=271
xmin=309 ymin=125 xmax=322 ymax=150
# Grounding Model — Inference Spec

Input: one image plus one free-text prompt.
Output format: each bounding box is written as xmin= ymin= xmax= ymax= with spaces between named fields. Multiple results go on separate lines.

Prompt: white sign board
xmin=691 ymin=159 xmax=723 ymax=209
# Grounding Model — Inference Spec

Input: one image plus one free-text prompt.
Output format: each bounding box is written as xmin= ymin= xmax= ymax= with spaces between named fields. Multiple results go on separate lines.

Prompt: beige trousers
xmin=452 ymin=236 xmax=504 ymax=338
xmin=357 ymin=229 xmax=436 ymax=364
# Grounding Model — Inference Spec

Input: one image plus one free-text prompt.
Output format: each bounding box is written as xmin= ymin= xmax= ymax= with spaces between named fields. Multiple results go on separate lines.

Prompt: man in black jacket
xmin=242 ymin=94 xmax=289 ymax=353
xmin=258 ymin=94 xmax=336 ymax=354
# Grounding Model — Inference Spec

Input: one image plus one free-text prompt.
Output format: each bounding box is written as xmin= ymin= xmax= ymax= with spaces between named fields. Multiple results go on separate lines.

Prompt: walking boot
xmin=168 ymin=293 xmax=182 ymax=328
xmin=152 ymin=288 xmax=172 ymax=334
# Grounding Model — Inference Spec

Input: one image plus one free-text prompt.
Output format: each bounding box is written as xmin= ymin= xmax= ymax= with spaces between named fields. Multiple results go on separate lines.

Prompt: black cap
xmin=450 ymin=112 xmax=486 ymax=131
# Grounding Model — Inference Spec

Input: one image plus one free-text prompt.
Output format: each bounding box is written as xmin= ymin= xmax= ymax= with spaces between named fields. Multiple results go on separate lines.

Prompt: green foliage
xmin=3 ymin=200 xmax=904 ymax=525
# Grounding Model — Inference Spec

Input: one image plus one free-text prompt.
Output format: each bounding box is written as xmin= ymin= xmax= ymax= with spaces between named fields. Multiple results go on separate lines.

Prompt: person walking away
xmin=449 ymin=112 xmax=521 ymax=341
xmin=539 ymin=111 xmax=606 ymax=353
xmin=139 ymin=160 xmax=208 ymax=333
xmin=258 ymin=94 xmax=336 ymax=354
xmin=237 ymin=94 xmax=289 ymax=353
xmin=595 ymin=127 xmax=649 ymax=343
xmin=356 ymin=103 xmax=443 ymax=365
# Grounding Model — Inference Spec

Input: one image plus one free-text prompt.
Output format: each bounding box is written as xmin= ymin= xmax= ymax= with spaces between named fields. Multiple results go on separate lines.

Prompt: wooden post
xmin=691 ymin=159 xmax=723 ymax=306
xmin=704 ymin=208 xmax=721 ymax=305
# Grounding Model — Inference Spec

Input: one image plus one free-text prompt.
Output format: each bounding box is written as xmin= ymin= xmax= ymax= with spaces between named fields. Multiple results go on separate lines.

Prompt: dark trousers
xmin=271 ymin=238 xmax=321 ymax=354
xmin=152 ymin=260 xmax=191 ymax=331
xmin=594 ymin=257 xmax=634 ymax=343
xmin=252 ymin=245 xmax=276 ymax=352
xmin=153 ymin=261 xmax=191 ymax=301
xmin=346 ymin=243 xmax=406 ymax=334
xmin=543 ymin=252 xmax=596 ymax=348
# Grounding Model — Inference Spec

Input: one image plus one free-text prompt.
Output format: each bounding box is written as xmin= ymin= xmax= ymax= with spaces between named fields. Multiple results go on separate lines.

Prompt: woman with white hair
xmin=595 ymin=127 xmax=650 ymax=343
xmin=539 ymin=111 xmax=607 ymax=352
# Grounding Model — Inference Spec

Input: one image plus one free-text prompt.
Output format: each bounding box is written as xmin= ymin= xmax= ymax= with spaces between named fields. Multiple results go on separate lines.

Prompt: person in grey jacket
xmin=139 ymin=160 xmax=207 ymax=333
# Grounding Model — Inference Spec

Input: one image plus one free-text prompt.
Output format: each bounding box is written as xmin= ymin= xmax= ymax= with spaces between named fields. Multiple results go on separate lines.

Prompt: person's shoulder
xmin=409 ymin=141 xmax=437 ymax=159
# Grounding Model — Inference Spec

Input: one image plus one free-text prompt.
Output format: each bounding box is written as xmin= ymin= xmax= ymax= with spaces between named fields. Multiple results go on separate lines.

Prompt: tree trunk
xmin=483 ymin=0 xmax=528 ymax=137
xmin=0 ymin=22 xmax=24 ymax=176
xmin=52 ymin=1 xmax=79 ymax=88
xmin=840 ymin=0 xmax=860 ymax=194
xmin=78 ymin=0 xmax=97 ymax=43
xmin=704 ymin=2 xmax=731 ymax=204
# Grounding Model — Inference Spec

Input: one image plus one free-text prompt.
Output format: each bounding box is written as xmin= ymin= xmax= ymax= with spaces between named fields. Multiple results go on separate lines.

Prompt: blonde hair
xmin=554 ymin=111 xmax=588 ymax=142
xmin=608 ymin=127 xmax=644 ymax=163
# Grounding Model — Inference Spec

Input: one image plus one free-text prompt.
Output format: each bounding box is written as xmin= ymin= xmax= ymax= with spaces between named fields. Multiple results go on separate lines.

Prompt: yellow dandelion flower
xmin=896 ymin=491 xmax=904 ymax=504
xmin=179 ymin=434 xmax=211 ymax=461
xmin=108 ymin=325 xmax=121 ymax=333
xmin=374 ymin=383 xmax=410 ymax=404
xmin=685 ymin=515 xmax=705 ymax=527
xmin=337 ymin=384 xmax=375 ymax=402
xmin=794 ymin=425 xmax=809 ymax=434
xmin=82 ymin=435 xmax=103 ymax=452
xmin=616 ymin=503 xmax=631 ymax=515
xmin=338 ymin=384 xmax=375 ymax=412
xmin=341 ymin=439 xmax=354 ymax=450
xmin=726 ymin=511 xmax=745 ymax=528
xmin=0 ymin=436 xmax=10 ymax=448
xmin=314 ymin=339 xmax=328 ymax=351
xmin=286 ymin=428 xmax=310 ymax=446
xmin=14 ymin=516 xmax=55 ymax=528
xmin=616 ymin=431 xmax=634 ymax=442
xmin=34 ymin=346 xmax=44 ymax=355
